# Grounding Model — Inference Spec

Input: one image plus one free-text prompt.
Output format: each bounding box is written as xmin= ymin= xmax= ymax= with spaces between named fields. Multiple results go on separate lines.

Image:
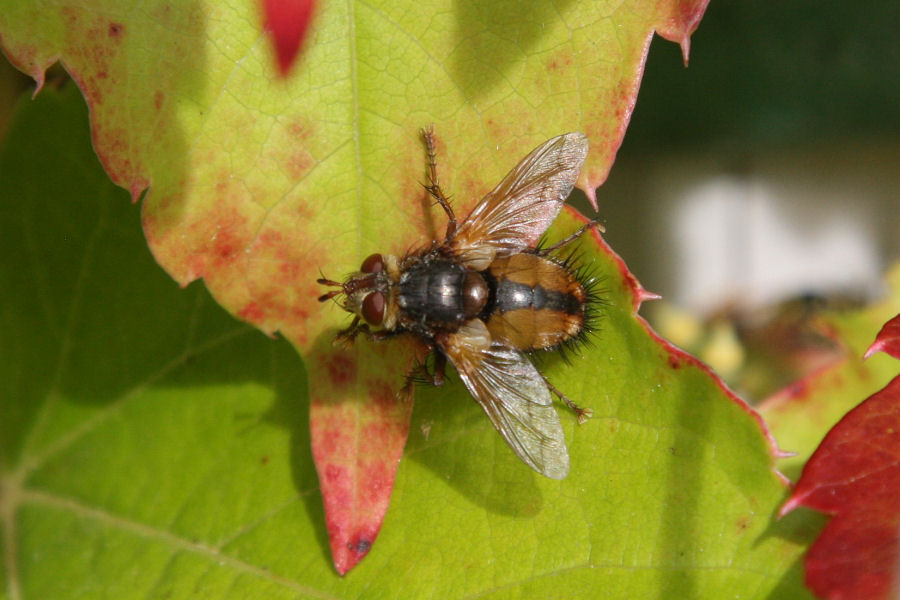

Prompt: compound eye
xmin=361 ymin=291 xmax=385 ymax=325
xmin=360 ymin=253 xmax=384 ymax=274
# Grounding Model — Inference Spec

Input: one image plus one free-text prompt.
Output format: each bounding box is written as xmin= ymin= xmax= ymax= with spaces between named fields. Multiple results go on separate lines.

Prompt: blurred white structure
xmin=596 ymin=142 xmax=899 ymax=315
xmin=670 ymin=175 xmax=883 ymax=314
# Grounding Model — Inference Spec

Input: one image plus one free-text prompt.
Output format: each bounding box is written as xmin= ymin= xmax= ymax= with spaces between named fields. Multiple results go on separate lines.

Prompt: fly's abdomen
xmin=485 ymin=253 xmax=586 ymax=351
xmin=398 ymin=259 xmax=488 ymax=329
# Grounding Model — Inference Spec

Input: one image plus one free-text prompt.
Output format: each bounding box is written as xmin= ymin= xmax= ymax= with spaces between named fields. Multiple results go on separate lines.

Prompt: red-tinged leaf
xmin=654 ymin=0 xmax=711 ymax=65
xmin=0 ymin=0 xmax=715 ymax=575
xmin=4 ymin=86 xmax=818 ymax=598
xmin=864 ymin=314 xmax=900 ymax=360
xmin=262 ymin=0 xmax=316 ymax=76
xmin=306 ymin=338 xmax=422 ymax=574
xmin=781 ymin=375 xmax=900 ymax=600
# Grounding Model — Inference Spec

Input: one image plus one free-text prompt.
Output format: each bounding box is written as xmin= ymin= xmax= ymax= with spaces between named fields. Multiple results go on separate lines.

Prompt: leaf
xmin=2 ymin=85 xmax=818 ymax=598
xmin=262 ymin=0 xmax=317 ymax=76
xmin=780 ymin=316 xmax=900 ymax=600
xmin=759 ymin=267 xmax=900 ymax=481
xmin=864 ymin=314 xmax=900 ymax=360
xmin=0 ymin=0 xmax=715 ymax=572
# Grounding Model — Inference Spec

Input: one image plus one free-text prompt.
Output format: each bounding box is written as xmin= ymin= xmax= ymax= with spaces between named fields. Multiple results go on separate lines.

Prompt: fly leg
xmin=538 ymin=220 xmax=605 ymax=255
xmin=333 ymin=316 xmax=366 ymax=348
xmin=541 ymin=373 xmax=593 ymax=424
xmin=333 ymin=319 xmax=402 ymax=348
xmin=422 ymin=126 xmax=457 ymax=240
xmin=404 ymin=349 xmax=447 ymax=387
xmin=398 ymin=348 xmax=447 ymax=401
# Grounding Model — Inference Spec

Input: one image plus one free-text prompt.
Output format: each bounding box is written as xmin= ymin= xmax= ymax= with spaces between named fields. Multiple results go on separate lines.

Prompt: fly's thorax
xmin=396 ymin=256 xmax=488 ymax=332
xmin=484 ymin=253 xmax=587 ymax=351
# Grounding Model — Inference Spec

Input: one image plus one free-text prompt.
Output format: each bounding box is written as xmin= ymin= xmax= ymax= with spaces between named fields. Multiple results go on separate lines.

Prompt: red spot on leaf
xmin=368 ymin=380 xmax=397 ymax=411
xmin=359 ymin=458 xmax=392 ymax=501
xmin=782 ymin=374 xmax=900 ymax=599
xmin=108 ymin=22 xmax=124 ymax=38
xmin=287 ymin=149 xmax=314 ymax=180
xmin=325 ymin=463 xmax=349 ymax=486
xmin=546 ymin=51 xmax=572 ymax=72
xmin=317 ymin=427 xmax=352 ymax=456
xmin=288 ymin=118 xmax=313 ymax=140
xmin=238 ymin=302 xmax=266 ymax=324
xmin=153 ymin=90 xmax=165 ymax=111
xmin=483 ymin=118 xmax=512 ymax=143
xmin=321 ymin=353 xmax=357 ymax=387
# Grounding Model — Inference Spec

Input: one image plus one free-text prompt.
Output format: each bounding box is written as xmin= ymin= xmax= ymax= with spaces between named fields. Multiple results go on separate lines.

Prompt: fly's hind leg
xmin=538 ymin=220 xmax=605 ymax=255
xmin=421 ymin=126 xmax=458 ymax=240
xmin=541 ymin=373 xmax=593 ymax=424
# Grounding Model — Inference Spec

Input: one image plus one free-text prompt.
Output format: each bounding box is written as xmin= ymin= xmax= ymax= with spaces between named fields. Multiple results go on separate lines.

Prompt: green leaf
xmin=1 ymin=86 xmax=818 ymax=598
xmin=0 ymin=0 xmax=709 ymax=344
xmin=0 ymin=3 xmax=713 ymax=565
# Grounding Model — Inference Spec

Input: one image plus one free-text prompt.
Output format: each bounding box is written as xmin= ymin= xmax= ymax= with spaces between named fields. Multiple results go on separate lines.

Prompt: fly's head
xmin=318 ymin=253 xmax=402 ymax=331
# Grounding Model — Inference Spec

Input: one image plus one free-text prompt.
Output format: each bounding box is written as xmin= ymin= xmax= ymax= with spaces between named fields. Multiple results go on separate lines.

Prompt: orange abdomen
xmin=484 ymin=254 xmax=586 ymax=351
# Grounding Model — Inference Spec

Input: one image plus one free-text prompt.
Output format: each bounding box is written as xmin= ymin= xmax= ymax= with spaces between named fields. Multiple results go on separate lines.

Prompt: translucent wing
xmin=438 ymin=320 xmax=570 ymax=479
xmin=450 ymin=133 xmax=588 ymax=270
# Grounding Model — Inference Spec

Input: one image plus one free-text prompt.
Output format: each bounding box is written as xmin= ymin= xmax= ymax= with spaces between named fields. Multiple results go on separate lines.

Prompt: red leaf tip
xmin=261 ymin=0 xmax=316 ymax=76
xmin=636 ymin=288 xmax=662 ymax=304
xmin=778 ymin=493 xmax=803 ymax=519
xmin=864 ymin=314 xmax=900 ymax=360
xmin=334 ymin=533 xmax=376 ymax=575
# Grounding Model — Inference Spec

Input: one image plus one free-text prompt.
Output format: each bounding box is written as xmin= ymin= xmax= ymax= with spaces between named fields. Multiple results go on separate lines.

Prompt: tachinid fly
xmin=318 ymin=128 xmax=601 ymax=479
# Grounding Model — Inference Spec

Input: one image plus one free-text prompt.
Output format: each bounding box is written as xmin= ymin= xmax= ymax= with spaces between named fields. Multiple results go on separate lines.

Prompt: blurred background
xmin=590 ymin=0 xmax=900 ymax=400
xmin=2 ymin=0 xmax=897 ymax=401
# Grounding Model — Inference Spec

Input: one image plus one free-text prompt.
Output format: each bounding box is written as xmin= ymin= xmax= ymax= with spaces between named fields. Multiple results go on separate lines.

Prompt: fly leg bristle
xmin=404 ymin=350 xmax=446 ymax=387
xmin=421 ymin=125 xmax=458 ymax=239
xmin=396 ymin=379 xmax=415 ymax=403
xmin=542 ymin=375 xmax=593 ymax=424
xmin=397 ymin=348 xmax=443 ymax=403
xmin=539 ymin=220 xmax=605 ymax=255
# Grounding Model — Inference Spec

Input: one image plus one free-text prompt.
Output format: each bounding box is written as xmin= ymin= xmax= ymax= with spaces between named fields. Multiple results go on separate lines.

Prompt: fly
xmin=318 ymin=128 xmax=601 ymax=479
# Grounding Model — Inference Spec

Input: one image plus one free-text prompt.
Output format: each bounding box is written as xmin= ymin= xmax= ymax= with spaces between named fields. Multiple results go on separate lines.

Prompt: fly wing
xmin=450 ymin=133 xmax=588 ymax=270
xmin=439 ymin=320 xmax=570 ymax=479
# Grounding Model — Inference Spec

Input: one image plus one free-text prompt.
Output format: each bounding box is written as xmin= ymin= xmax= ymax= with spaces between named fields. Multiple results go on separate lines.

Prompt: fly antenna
xmin=317 ymin=272 xmax=345 ymax=302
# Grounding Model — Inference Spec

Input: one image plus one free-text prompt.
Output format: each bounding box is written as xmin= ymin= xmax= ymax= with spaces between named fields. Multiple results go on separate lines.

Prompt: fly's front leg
xmin=333 ymin=316 xmax=368 ymax=349
xmin=539 ymin=220 xmax=605 ymax=255
xmin=422 ymin=126 xmax=457 ymax=240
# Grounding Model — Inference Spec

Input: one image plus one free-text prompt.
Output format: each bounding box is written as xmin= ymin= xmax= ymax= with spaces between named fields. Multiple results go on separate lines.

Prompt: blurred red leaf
xmin=782 ymin=314 xmax=900 ymax=600
xmin=262 ymin=0 xmax=316 ymax=75
xmin=865 ymin=314 xmax=900 ymax=360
